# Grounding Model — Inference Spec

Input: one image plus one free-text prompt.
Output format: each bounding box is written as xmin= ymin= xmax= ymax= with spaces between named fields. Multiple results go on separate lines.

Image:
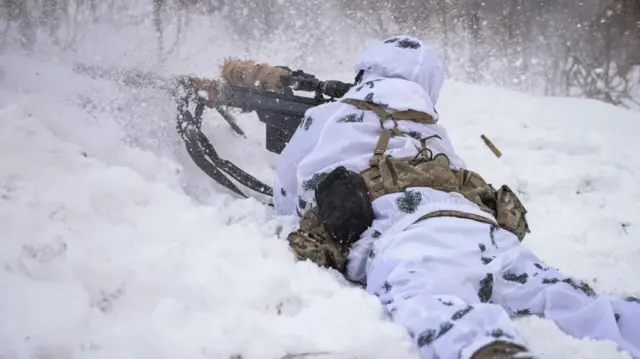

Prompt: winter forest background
xmin=3 ymin=0 xmax=640 ymax=110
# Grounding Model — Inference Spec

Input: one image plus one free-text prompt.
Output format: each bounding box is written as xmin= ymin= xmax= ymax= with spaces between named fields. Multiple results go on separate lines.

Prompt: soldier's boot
xmin=471 ymin=341 xmax=536 ymax=359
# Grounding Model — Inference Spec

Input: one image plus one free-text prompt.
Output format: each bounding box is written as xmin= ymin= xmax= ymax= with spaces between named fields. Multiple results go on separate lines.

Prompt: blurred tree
xmin=3 ymin=0 xmax=638 ymax=106
xmin=4 ymin=0 xmax=36 ymax=51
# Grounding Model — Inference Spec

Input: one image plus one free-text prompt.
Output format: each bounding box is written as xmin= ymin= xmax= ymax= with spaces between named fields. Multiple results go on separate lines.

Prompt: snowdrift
xmin=1 ymin=51 xmax=639 ymax=359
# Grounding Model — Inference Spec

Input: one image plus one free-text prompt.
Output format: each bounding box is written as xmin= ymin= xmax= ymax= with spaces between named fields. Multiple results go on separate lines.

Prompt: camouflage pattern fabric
xmin=367 ymin=155 xmax=530 ymax=241
xmin=286 ymin=207 xmax=349 ymax=273
xmin=470 ymin=341 xmax=531 ymax=359
xmin=220 ymin=58 xmax=291 ymax=92
xmin=493 ymin=185 xmax=530 ymax=242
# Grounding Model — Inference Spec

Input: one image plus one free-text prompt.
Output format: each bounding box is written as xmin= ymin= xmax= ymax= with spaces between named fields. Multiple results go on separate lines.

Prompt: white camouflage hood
xmin=343 ymin=35 xmax=445 ymax=119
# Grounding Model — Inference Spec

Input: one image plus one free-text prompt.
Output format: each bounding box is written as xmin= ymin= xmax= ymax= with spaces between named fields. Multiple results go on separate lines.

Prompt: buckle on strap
xmin=370 ymin=127 xmax=393 ymax=165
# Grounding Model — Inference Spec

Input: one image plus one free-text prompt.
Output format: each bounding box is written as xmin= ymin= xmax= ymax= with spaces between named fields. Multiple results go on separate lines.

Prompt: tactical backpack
xmin=342 ymin=98 xmax=530 ymax=242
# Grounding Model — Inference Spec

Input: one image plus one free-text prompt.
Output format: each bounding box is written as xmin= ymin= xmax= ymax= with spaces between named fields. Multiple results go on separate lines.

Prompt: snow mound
xmin=1 ymin=52 xmax=639 ymax=359
xmin=0 ymin=57 xmax=415 ymax=359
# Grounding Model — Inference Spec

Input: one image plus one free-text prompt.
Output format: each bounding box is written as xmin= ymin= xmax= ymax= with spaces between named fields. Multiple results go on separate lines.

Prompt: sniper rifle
xmin=73 ymin=59 xmax=354 ymax=201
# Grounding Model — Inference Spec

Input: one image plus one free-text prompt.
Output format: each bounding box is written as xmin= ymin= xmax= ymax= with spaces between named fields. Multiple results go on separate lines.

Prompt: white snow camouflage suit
xmin=273 ymin=35 xmax=640 ymax=359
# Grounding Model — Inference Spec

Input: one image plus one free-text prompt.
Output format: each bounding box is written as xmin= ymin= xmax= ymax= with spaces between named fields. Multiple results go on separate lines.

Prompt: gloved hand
xmin=287 ymin=207 xmax=348 ymax=272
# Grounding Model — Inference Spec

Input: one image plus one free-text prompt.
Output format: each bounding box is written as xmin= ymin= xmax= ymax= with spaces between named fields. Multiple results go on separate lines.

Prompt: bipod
xmin=175 ymin=90 xmax=274 ymax=203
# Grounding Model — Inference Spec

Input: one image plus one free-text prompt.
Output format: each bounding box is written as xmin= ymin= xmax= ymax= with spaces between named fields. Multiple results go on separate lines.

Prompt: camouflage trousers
xmin=365 ymin=216 xmax=640 ymax=359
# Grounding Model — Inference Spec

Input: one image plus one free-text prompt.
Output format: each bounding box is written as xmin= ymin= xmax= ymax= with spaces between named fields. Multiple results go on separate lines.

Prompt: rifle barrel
xmin=220 ymin=85 xmax=322 ymax=117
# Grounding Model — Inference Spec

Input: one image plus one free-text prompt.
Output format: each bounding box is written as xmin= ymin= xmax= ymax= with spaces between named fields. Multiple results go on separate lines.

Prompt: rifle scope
xmin=280 ymin=72 xmax=353 ymax=99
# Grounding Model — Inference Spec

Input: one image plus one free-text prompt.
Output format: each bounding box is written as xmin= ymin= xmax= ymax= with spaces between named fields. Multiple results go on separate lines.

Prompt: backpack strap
xmin=342 ymin=98 xmax=438 ymax=199
xmin=342 ymin=98 xmax=436 ymax=125
xmin=341 ymin=98 xmax=437 ymax=166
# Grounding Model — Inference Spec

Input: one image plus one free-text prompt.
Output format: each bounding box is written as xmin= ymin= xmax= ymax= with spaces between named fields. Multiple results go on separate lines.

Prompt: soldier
xmin=273 ymin=35 xmax=640 ymax=359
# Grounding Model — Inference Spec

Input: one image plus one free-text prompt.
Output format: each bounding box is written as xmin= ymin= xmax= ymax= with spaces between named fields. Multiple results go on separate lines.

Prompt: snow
xmin=0 ymin=56 xmax=413 ymax=359
xmin=2 ymin=24 xmax=640 ymax=359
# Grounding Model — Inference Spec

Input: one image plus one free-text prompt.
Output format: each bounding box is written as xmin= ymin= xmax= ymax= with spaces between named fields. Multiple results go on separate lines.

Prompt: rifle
xmin=72 ymin=59 xmax=354 ymax=201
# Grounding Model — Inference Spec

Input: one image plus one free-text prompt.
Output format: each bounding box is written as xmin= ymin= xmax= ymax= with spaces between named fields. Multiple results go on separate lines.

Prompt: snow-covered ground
xmin=2 ymin=21 xmax=640 ymax=359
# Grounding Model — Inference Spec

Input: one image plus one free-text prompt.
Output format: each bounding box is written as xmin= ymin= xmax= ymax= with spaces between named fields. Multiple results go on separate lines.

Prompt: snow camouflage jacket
xmin=274 ymin=35 xmax=529 ymax=278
